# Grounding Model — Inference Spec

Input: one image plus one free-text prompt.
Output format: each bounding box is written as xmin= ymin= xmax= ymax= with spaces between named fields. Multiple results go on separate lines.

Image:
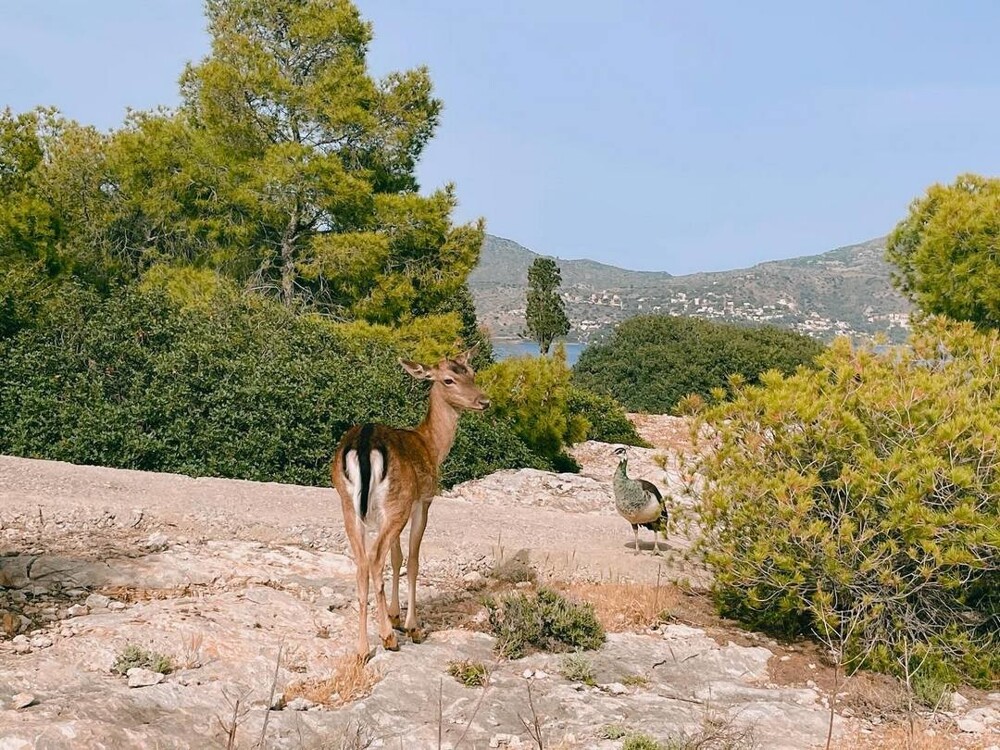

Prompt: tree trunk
xmin=279 ymin=203 xmax=300 ymax=306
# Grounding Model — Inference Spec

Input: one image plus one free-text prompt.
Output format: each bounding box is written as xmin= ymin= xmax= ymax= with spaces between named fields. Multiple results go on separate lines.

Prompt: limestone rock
xmin=10 ymin=693 xmax=35 ymax=710
xmin=126 ymin=668 xmax=165 ymax=688
xmin=85 ymin=593 xmax=110 ymax=610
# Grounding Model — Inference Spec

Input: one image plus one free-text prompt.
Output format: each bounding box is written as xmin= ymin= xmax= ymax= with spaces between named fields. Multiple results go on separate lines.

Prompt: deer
xmin=331 ymin=346 xmax=491 ymax=659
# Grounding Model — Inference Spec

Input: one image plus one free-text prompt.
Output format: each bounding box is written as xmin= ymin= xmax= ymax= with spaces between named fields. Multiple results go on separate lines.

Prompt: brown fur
xmin=331 ymin=346 xmax=489 ymax=658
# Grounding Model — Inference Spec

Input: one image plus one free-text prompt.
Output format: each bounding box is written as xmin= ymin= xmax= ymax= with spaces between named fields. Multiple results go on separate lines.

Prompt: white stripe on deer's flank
xmin=344 ymin=449 xmax=363 ymax=518
xmin=366 ymin=450 xmax=386 ymax=528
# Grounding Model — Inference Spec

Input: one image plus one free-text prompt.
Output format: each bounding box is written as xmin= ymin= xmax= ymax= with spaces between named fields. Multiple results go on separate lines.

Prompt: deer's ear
xmin=455 ymin=343 xmax=480 ymax=366
xmin=400 ymin=359 xmax=435 ymax=381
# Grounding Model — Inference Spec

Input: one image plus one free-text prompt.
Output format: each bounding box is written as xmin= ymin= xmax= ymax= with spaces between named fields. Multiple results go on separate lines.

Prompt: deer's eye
xmin=443 ymin=378 xmax=455 ymax=386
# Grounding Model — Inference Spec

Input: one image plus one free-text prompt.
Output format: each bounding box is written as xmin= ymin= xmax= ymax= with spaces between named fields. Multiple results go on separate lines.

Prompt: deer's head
xmin=400 ymin=345 xmax=491 ymax=412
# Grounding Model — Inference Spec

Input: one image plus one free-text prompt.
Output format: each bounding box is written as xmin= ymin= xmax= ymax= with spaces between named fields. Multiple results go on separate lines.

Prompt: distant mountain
xmin=468 ymin=234 xmax=912 ymax=344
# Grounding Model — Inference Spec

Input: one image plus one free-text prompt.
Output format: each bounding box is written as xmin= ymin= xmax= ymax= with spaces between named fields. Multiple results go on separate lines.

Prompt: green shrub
xmin=478 ymin=347 xmax=588 ymax=464
xmin=112 ymin=644 xmax=174 ymax=675
xmin=478 ymin=347 xmax=584 ymax=457
xmin=689 ymin=319 xmax=1000 ymax=688
xmin=573 ymin=314 xmax=824 ymax=413
xmin=0 ymin=287 xmax=538 ymax=488
xmin=886 ymin=173 xmax=1000 ymax=328
xmin=566 ymin=386 xmax=648 ymax=446
xmin=483 ymin=587 xmax=605 ymax=659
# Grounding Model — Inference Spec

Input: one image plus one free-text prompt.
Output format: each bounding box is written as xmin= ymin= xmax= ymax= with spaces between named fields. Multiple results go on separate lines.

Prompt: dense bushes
xmin=0 ymin=287 xmax=537 ymax=488
xmin=573 ymin=315 xmax=825 ymax=413
xmin=478 ymin=346 xmax=645 ymax=470
xmin=478 ymin=347 xmax=588 ymax=467
xmin=566 ymin=386 xmax=648 ymax=446
xmin=688 ymin=319 xmax=999 ymax=687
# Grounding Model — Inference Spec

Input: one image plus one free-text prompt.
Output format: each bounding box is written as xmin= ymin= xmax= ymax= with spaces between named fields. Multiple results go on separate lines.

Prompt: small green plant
xmin=559 ymin=653 xmax=596 ymax=686
xmin=622 ymin=673 xmax=650 ymax=688
xmin=911 ymin=671 xmax=952 ymax=709
xmin=112 ymin=644 xmax=174 ymax=675
xmin=489 ymin=549 xmax=538 ymax=584
xmin=483 ymin=587 xmax=606 ymax=659
xmin=622 ymin=734 xmax=664 ymax=750
xmin=447 ymin=660 xmax=490 ymax=688
xmin=596 ymin=724 xmax=629 ymax=740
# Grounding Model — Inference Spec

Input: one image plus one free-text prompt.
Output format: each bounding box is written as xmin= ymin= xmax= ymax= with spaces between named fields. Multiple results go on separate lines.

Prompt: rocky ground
xmin=0 ymin=416 xmax=996 ymax=749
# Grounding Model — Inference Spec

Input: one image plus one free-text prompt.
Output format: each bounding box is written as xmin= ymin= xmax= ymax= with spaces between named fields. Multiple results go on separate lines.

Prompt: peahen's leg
xmin=632 ymin=524 xmax=640 ymax=554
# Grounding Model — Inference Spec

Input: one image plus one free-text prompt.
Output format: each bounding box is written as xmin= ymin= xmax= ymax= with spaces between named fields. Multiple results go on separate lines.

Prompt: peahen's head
xmin=613 ymin=445 xmax=628 ymax=471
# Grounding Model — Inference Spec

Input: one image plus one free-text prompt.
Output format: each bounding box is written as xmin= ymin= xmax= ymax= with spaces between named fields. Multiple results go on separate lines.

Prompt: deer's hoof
xmin=389 ymin=614 xmax=404 ymax=632
xmin=381 ymin=632 xmax=400 ymax=652
xmin=407 ymin=627 xmax=426 ymax=644
xmin=359 ymin=647 xmax=376 ymax=664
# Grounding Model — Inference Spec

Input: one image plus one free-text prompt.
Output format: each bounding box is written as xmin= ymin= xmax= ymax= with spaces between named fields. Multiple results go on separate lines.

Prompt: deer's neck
xmin=416 ymin=387 xmax=461 ymax=466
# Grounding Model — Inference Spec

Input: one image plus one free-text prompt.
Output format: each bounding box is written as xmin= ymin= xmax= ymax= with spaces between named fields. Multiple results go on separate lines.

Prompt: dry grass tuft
xmin=841 ymin=671 xmax=909 ymax=718
xmin=557 ymin=581 xmax=679 ymax=632
xmin=284 ymin=652 xmax=381 ymax=707
xmin=835 ymin=720 xmax=996 ymax=750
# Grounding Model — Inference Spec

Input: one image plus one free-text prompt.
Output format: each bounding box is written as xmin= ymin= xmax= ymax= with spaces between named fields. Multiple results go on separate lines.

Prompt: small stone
xmin=327 ymin=593 xmax=349 ymax=610
xmin=533 ymin=670 xmax=548 ymax=680
xmin=987 ymin=693 xmax=1000 ymax=702
xmin=956 ymin=717 xmax=985 ymax=734
xmin=107 ymin=601 xmax=126 ymax=611
xmin=11 ymin=693 xmax=35 ymax=710
xmin=142 ymin=532 xmax=169 ymax=552
xmin=127 ymin=668 xmax=165 ymax=688
xmin=779 ymin=655 xmax=791 ymax=662
xmin=66 ymin=604 xmax=89 ymax=618
xmin=808 ymin=663 xmax=816 ymax=670
xmin=515 ymin=581 xmax=532 ymax=589
xmin=966 ymin=707 xmax=1000 ymax=725
xmin=950 ymin=691 xmax=969 ymax=710
xmin=462 ymin=571 xmax=484 ymax=584
xmin=806 ymin=680 xmax=817 ymax=689
xmin=841 ymin=707 xmax=854 ymax=718
xmin=602 ymin=682 xmax=629 ymax=695
xmin=522 ymin=669 xmax=534 ymax=679
xmin=489 ymin=734 xmax=523 ymax=749
xmin=285 ymin=697 xmax=315 ymax=711
xmin=29 ymin=634 xmax=52 ymax=649
xmin=319 ymin=586 xmax=335 ymax=598
xmin=17 ymin=615 xmax=31 ymax=633
xmin=85 ymin=593 xmax=111 ymax=610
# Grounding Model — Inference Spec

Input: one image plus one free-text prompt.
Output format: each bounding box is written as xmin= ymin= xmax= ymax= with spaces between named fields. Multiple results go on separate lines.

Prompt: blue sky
xmin=3 ymin=1 xmax=999 ymax=274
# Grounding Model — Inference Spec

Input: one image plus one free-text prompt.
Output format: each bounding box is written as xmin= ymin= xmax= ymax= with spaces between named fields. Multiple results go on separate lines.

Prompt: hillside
xmin=470 ymin=235 xmax=912 ymax=343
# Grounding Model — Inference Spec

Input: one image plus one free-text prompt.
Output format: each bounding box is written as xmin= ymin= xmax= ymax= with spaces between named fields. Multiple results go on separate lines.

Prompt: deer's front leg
xmin=404 ymin=499 xmax=430 ymax=642
xmin=388 ymin=537 xmax=403 ymax=631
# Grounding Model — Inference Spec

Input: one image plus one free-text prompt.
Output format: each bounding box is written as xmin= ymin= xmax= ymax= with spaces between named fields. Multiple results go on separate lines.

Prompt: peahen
xmin=612 ymin=446 xmax=669 ymax=554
